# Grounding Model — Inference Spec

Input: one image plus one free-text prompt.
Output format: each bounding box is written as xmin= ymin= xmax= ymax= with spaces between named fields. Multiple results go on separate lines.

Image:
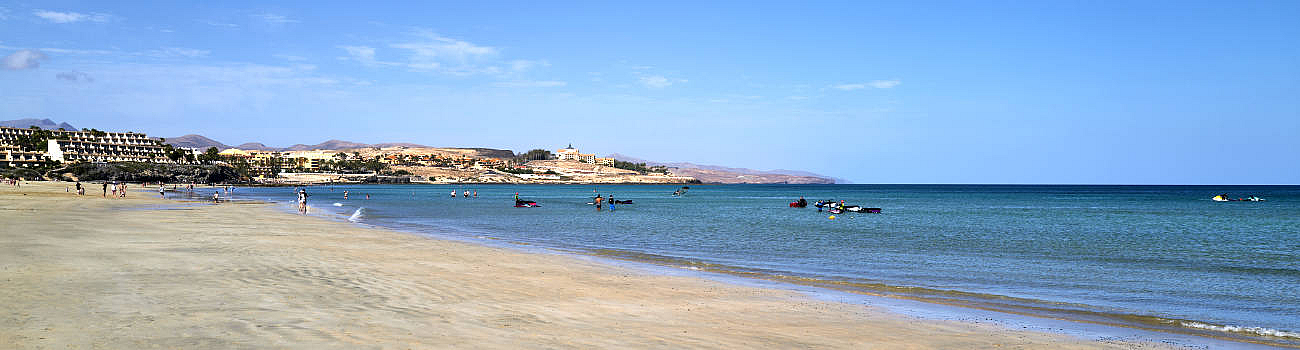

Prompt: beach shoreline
xmin=1 ymin=181 xmax=1190 ymax=349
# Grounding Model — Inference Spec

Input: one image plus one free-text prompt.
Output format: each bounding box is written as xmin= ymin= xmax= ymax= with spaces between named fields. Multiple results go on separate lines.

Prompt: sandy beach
xmin=0 ymin=181 xmax=1168 ymax=349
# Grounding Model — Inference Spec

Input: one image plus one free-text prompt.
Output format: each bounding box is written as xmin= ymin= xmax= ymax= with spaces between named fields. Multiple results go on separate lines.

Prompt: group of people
xmin=591 ymin=194 xmax=621 ymax=211
xmin=4 ymin=178 xmax=19 ymax=187
xmin=451 ymin=189 xmax=478 ymax=198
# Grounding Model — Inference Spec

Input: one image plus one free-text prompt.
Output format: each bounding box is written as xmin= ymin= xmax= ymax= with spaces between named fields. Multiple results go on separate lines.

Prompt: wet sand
xmin=0 ymin=181 xmax=1170 ymax=349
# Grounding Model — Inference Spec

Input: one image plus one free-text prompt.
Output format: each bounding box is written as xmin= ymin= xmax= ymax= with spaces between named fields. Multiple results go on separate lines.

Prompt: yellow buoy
xmin=828 ymin=215 xmax=836 ymax=220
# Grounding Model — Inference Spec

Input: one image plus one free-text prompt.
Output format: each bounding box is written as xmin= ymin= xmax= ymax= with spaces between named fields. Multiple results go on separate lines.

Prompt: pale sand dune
xmin=0 ymin=182 xmax=1167 ymax=349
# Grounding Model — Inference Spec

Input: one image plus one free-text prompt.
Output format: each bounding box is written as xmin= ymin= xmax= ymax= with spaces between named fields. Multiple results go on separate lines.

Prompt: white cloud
xmin=391 ymin=31 xmax=498 ymax=74
xmin=493 ymin=80 xmax=566 ymax=88
xmin=339 ymin=45 xmax=393 ymax=67
xmin=3 ymin=49 xmax=48 ymax=70
xmin=639 ymin=75 xmax=672 ymax=89
xmin=509 ymin=59 xmax=548 ymax=72
xmin=869 ymin=79 xmax=901 ymax=88
xmin=253 ymin=13 xmax=298 ymax=24
xmin=834 ymin=79 xmax=901 ymax=90
xmin=34 ymin=10 xmax=111 ymax=23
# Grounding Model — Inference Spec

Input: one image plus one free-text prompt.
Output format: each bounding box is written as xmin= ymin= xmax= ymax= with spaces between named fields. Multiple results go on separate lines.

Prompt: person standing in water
xmin=594 ymin=194 xmax=604 ymax=211
xmin=344 ymin=190 xmax=349 ymax=199
xmin=451 ymin=190 xmax=457 ymax=198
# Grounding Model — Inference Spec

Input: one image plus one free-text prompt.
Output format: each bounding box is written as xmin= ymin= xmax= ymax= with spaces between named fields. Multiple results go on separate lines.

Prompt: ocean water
xmin=229 ymin=184 xmax=1300 ymax=346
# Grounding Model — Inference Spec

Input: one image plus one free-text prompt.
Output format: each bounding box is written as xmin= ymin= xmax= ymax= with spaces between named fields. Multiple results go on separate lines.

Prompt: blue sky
xmin=2 ymin=1 xmax=1297 ymax=184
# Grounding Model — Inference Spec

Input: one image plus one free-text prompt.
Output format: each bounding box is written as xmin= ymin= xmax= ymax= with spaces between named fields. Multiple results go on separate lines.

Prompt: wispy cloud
xmin=56 ymin=71 xmax=93 ymax=82
xmin=252 ymin=13 xmax=298 ymax=24
xmin=869 ymin=79 xmax=901 ymax=88
xmin=391 ymin=30 xmax=498 ymax=74
xmin=147 ymin=47 xmax=210 ymax=58
xmin=3 ymin=49 xmax=48 ymax=70
xmin=33 ymin=10 xmax=111 ymax=23
xmin=273 ymin=54 xmax=307 ymax=62
xmin=509 ymin=59 xmax=548 ymax=72
xmin=639 ymin=75 xmax=672 ymax=89
xmin=340 ymin=30 xmax=541 ymax=77
xmin=833 ymin=79 xmax=901 ymax=90
xmin=201 ymin=19 xmax=239 ymax=28
xmin=493 ymin=80 xmax=566 ymax=88
xmin=339 ymin=45 xmax=392 ymax=67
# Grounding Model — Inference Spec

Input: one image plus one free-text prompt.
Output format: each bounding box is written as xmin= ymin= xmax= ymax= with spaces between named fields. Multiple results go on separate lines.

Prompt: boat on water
xmin=1213 ymin=194 xmax=1266 ymax=202
xmin=672 ymin=186 xmax=689 ymax=196
xmin=514 ymin=200 xmax=540 ymax=207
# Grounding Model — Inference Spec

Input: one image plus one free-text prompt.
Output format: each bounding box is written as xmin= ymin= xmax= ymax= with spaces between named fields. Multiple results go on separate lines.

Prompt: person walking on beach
xmin=297 ymin=189 xmax=309 ymax=214
xmin=212 ymin=191 xmax=220 ymax=203
xmin=159 ymin=185 xmax=166 ymax=198
xmin=102 ymin=182 xmax=107 ymax=197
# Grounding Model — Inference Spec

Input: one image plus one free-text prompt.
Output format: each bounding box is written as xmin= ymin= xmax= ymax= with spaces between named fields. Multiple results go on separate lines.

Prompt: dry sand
xmin=1 ymin=181 xmax=1170 ymax=349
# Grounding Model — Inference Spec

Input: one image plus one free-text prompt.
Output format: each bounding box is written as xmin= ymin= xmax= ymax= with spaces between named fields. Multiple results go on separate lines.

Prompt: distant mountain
xmin=607 ymin=153 xmax=841 ymax=184
xmin=164 ymin=134 xmax=229 ymax=150
xmin=159 ymin=134 xmax=514 ymax=158
xmin=233 ymin=142 xmax=274 ymax=151
xmin=283 ymin=140 xmax=372 ymax=151
xmin=0 ymin=118 xmax=77 ymax=131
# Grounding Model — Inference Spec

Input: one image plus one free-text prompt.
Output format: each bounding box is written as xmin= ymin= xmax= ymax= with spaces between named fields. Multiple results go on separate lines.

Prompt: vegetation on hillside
xmin=516 ymin=149 xmax=553 ymax=161
xmin=611 ymin=160 xmax=669 ymax=174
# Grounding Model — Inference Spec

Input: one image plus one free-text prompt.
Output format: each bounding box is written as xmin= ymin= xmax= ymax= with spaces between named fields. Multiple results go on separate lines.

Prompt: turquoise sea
xmin=223 ymin=184 xmax=1299 ymax=346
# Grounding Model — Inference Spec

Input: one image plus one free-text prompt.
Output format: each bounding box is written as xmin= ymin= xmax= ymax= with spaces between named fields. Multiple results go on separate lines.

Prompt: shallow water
xmin=234 ymin=184 xmax=1300 ymax=346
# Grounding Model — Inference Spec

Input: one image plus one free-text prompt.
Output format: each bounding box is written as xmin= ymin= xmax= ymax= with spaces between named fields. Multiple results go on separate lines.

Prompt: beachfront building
xmin=0 ymin=126 xmax=168 ymax=165
xmin=555 ymin=144 xmax=615 ymax=166
xmin=283 ymin=150 xmax=338 ymax=172
xmin=220 ymin=148 xmax=306 ymax=176
xmin=0 ymin=144 xmax=49 ymax=167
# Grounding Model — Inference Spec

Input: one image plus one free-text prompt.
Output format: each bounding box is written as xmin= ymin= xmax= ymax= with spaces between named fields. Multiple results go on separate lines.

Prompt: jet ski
xmin=813 ymin=200 xmax=836 ymax=208
xmin=843 ymin=206 xmax=882 ymax=213
xmin=789 ymin=200 xmax=808 ymax=208
xmin=514 ymin=200 xmax=539 ymax=208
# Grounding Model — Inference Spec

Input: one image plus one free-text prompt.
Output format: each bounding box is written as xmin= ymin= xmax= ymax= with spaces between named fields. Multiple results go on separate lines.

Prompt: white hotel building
xmin=0 ymin=126 xmax=169 ymax=167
